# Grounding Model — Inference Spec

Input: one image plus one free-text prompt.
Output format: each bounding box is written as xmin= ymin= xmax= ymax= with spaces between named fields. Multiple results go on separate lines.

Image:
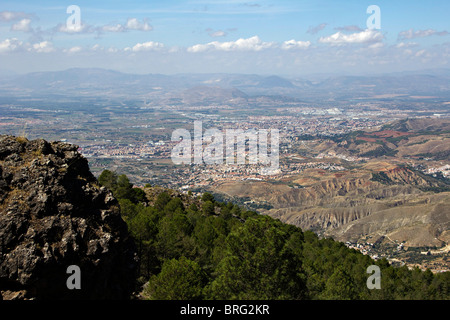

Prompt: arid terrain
xmin=207 ymin=118 xmax=450 ymax=272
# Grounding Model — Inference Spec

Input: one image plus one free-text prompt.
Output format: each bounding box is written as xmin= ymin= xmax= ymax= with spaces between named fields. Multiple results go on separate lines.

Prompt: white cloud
xmin=0 ymin=11 xmax=30 ymax=22
xmin=187 ymin=36 xmax=276 ymax=52
xmin=368 ymin=42 xmax=384 ymax=49
xmin=11 ymin=18 xmax=32 ymax=32
xmin=69 ymin=46 xmax=82 ymax=53
xmin=0 ymin=38 xmax=23 ymax=53
xmin=126 ymin=41 xmax=164 ymax=52
xmin=91 ymin=44 xmax=119 ymax=53
xmin=398 ymin=28 xmax=449 ymax=40
xmin=63 ymin=46 xmax=83 ymax=54
xmin=319 ymin=29 xmax=384 ymax=45
xmin=126 ymin=18 xmax=152 ymax=31
xmin=209 ymin=30 xmax=226 ymax=37
xmin=395 ymin=42 xmax=419 ymax=48
xmin=55 ymin=22 xmax=95 ymax=34
xmin=30 ymin=41 xmax=54 ymax=53
xmin=187 ymin=44 xmax=207 ymax=53
xmin=102 ymin=24 xmax=125 ymax=33
xmin=0 ymin=38 xmax=54 ymax=54
xmin=96 ymin=18 xmax=152 ymax=34
xmin=55 ymin=18 xmax=151 ymax=34
xmin=281 ymin=39 xmax=311 ymax=50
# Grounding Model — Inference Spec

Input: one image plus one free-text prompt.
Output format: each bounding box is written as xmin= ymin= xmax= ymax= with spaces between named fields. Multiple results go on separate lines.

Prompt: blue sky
xmin=0 ymin=0 xmax=449 ymax=75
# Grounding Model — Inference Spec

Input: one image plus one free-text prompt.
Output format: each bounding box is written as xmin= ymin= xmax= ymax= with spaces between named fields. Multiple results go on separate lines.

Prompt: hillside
xmin=384 ymin=118 xmax=450 ymax=133
xmin=98 ymin=168 xmax=449 ymax=300
xmin=211 ymin=164 xmax=450 ymax=270
xmin=208 ymin=117 xmax=450 ymax=272
xmin=306 ymin=118 xmax=450 ymax=161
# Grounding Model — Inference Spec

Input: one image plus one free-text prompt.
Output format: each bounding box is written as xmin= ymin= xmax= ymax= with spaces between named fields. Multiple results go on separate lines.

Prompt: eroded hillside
xmin=208 ymin=118 xmax=450 ymax=272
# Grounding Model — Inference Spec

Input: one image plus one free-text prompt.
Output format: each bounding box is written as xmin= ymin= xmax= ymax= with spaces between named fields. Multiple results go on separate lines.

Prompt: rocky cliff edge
xmin=0 ymin=135 xmax=137 ymax=300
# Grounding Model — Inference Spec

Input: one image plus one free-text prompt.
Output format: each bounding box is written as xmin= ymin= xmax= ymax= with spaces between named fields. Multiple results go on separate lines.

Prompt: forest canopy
xmin=98 ymin=170 xmax=450 ymax=300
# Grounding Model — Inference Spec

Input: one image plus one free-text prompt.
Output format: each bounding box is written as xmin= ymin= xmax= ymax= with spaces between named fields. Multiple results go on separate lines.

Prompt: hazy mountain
xmin=256 ymin=75 xmax=295 ymax=88
xmin=180 ymin=85 xmax=248 ymax=105
xmin=1 ymin=68 xmax=450 ymax=102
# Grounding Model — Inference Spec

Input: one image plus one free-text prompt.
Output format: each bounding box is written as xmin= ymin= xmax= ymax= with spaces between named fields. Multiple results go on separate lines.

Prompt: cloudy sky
xmin=0 ymin=0 xmax=449 ymax=75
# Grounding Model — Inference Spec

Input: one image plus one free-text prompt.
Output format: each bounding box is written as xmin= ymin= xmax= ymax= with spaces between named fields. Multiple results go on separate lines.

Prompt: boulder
xmin=0 ymin=135 xmax=137 ymax=299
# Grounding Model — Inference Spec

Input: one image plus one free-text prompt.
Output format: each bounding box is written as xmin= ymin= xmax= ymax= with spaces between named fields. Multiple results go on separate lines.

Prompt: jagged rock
xmin=0 ymin=135 xmax=137 ymax=300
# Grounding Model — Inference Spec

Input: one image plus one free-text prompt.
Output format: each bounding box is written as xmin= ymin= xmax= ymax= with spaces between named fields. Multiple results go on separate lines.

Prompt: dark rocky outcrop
xmin=0 ymin=135 xmax=137 ymax=300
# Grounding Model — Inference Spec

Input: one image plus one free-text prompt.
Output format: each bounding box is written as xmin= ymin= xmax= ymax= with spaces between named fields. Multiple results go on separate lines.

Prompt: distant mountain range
xmin=1 ymin=68 xmax=450 ymax=103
